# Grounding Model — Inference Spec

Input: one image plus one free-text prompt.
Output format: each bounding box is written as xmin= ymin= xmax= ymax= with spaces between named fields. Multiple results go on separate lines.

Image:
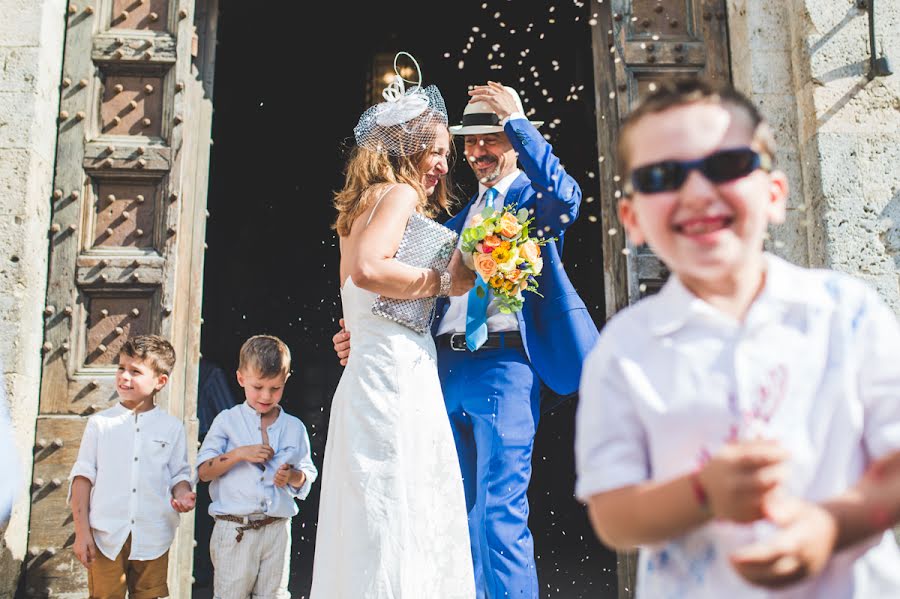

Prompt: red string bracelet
xmin=689 ymin=469 xmax=710 ymax=512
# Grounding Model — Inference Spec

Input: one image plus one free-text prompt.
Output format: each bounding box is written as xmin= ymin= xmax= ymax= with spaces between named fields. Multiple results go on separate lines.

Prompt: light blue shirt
xmin=197 ymin=401 xmax=318 ymax=518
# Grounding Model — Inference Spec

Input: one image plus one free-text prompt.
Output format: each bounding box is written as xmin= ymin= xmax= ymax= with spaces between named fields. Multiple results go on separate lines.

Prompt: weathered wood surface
xmin=28 ymin=1 xmax=217 ymax=596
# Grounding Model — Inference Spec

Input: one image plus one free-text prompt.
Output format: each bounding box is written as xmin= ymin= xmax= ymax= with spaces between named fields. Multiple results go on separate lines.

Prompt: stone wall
xmin=729 ymin=0 xmax=900 ymax=313
xmin=0 ymin=1 xmax=65 ymax=595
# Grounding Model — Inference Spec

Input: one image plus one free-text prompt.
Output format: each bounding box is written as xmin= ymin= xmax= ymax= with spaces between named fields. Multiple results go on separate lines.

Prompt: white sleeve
xmin=0 ymin=397 xmax=19 ymax=524
xmin=68 ymin=417 xmax=99 ymax=504
xmin=168 ymin=421 xmax=193 ymax=490
xmin=575 ymin=339 xmax=650 ymax=503
xmin=287 ymin=421 xmax=318 ymax=501
xmin=856 ymin=287 xmax=900 ymax=459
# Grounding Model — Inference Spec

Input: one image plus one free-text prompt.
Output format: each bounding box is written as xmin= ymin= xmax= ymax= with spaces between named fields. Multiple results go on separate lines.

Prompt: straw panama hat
xmin=449 ymin=85 xmax=544 ymax=135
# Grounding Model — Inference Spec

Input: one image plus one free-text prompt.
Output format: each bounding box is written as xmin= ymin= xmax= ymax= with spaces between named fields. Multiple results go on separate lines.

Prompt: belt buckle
xmin=449 ymin=333 xmax=468 ymax=351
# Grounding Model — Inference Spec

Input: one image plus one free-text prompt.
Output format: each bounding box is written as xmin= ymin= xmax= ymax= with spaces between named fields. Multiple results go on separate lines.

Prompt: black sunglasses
xmin=626 ymin=147 xmax=772 ymax=195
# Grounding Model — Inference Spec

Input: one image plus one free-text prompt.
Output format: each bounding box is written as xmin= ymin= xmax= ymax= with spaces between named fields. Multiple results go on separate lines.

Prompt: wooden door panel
xmin=25 ymin=1 xmax=218 ymax=596
xmin=593 ymin=0 xmax=730 ymax=317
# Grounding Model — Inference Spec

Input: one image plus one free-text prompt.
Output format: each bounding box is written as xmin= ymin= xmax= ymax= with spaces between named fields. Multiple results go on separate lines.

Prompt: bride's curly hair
xmin=333 ymin=123 xmax=456 ymax=237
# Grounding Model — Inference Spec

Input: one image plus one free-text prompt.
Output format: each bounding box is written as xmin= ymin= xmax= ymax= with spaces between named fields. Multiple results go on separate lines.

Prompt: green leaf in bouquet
xmin=474 ymin=225 xmax=487 ymax=239
xmin=516 ymin=208 xmax=530 ymax=223
xmin=481 ymin=205 xmax=496 ymax=219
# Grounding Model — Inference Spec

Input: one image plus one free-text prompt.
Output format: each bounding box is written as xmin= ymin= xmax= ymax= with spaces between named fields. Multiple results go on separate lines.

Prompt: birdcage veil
xmin=354 ymin=52 xmax=448 ymax=157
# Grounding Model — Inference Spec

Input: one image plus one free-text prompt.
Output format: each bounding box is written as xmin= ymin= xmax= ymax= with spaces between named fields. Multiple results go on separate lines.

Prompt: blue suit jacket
xmin=432 ymin=118 xmax=599 ymax=398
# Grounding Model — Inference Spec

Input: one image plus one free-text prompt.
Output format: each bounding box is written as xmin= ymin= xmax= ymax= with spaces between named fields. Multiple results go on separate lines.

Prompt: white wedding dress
xmin=310 ymin=236 xmax=474 ymax=597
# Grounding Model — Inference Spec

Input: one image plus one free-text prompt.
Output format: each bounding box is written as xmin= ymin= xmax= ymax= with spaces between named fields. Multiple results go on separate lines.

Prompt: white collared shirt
xmin=197 ymin=401 xmax=318 ymax=518
xmin=576 ymin=254 xmax=900 ymax=598
xmin=437 ymin=169 xmax=522 ymax=335
xmin=68 ymin=403 xmax=192 ymax=560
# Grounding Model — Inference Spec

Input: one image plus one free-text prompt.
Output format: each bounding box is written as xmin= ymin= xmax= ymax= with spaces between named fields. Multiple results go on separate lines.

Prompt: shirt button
xmin=131 ymin=519 xmax=135 ymax=524
xmin=132 ymin=489 xmax=136 ymax=493
xmin=260 ymin=476 xmax=264 ymax=481
xmin=134 ymin=457 xmax=138 ymax=461
xmin=136 ymin=428 xmax=140 ymax=432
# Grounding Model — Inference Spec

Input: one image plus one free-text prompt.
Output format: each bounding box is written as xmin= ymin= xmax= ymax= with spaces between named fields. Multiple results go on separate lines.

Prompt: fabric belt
xmin=438 ymin=331 xmax=524 ymax=352
xmin=215 ymin=514 xmax=284 ymax=542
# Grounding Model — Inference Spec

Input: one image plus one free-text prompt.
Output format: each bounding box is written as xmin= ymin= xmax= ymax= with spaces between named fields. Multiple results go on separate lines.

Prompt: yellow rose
xmin=473 ymin=252 xmax=498 ymax=280
xmin=519 ymin=240 xmax=541 ymax=264
xmin=499 ymin=240 xmax=512 ymax=251
xmin=497 ymin=212 xmax=522 ymax=238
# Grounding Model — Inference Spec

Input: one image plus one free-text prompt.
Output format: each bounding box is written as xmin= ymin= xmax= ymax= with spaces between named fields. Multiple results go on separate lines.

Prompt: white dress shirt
xmin=68 ymin=403 xmax=192 ymax=560
xmin=197 ymin=401 xmax=318 ymax=518
xmin=437 ymin=169 xmax=522 ymax=336
xmin=576 ymin=254 xmax=900 ymax=598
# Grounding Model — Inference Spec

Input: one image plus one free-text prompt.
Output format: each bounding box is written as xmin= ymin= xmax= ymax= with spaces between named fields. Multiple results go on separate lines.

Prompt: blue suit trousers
xmin=438 ymin=342 xmax=542 ymax=599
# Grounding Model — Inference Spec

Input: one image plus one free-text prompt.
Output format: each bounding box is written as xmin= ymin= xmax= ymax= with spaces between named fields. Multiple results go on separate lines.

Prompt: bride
xmin=309 ymin=57 xmax=476 ymax=598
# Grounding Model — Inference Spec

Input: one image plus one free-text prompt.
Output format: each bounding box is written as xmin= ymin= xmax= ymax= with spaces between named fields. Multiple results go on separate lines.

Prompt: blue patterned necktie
xmin=465 ymin=187 xmax=498 ymax=351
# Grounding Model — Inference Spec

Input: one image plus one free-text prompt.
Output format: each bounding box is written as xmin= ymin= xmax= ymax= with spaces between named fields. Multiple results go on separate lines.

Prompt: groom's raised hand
xmin=333 ymin=318 xmax=351 ymax=366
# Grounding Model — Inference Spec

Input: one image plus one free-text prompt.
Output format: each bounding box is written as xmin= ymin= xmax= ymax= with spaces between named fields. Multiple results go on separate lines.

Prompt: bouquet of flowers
xmin=460 ymin=204 xmax=552 ymax=314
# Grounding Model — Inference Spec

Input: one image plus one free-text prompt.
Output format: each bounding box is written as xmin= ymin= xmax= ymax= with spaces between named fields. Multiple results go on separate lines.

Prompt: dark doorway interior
xmin=197 ymin=2 xmax=616 ymax=597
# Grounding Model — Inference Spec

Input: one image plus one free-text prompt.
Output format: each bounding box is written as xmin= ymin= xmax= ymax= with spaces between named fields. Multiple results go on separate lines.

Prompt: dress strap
xmin=365 ymin=184 xmax=397 ymax=227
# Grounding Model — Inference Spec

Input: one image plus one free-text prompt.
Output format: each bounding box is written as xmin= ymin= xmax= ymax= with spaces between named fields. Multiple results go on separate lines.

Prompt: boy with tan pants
xmin=69 ymin=335 xmax=196 ymax=599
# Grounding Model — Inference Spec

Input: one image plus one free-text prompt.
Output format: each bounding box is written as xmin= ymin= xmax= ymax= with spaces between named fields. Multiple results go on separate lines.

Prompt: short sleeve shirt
xmin=576 ymin=254 xmax=900 ymax=598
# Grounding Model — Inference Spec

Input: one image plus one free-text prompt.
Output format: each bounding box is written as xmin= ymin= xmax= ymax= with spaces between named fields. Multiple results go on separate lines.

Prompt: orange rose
xmin=473 ymin=252 xmax=498 ymax=280
xmin=497 ymin=212 xmax=522 ymax=238
xmin=519 ymin=240 xmax=541 ymax=263
xmin=482 ymin=235 xmax=502 ymax=251
xmin=507 ymin=269 xmax=526 ymax=283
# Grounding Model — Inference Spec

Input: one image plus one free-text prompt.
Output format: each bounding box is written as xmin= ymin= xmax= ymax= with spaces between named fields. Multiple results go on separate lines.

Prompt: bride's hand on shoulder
xmin=447 ymin=249 xmax=475 ymax=296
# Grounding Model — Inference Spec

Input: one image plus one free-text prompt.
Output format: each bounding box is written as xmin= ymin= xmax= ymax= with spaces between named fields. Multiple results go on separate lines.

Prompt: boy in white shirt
xmin=69 ymin=334 xmax=196 ymax=599
xmin=197 ymin=334 xmax=318 ymax=599
xmin=575 ymin=79 xmax=900 ymax=597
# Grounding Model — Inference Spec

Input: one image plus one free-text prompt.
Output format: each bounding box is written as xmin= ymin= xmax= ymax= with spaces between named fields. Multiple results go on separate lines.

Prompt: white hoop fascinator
xmin=354 ymin=52 xmax=448 ymax=157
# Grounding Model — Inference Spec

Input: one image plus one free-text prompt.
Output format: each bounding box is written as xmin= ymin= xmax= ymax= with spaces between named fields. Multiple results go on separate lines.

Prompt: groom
xmin=334 ymin=82 xmax=598 ymax=598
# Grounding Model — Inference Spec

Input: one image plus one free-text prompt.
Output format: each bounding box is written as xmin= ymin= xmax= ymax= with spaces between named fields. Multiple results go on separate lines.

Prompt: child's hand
xmin=699 ymin=439 xmax=788 ymax=522
xmin=274 ymin=463 xmax=291 ymax=488
xmin=730 ymin=496 xmax=837 ymax=589
xmin=236 ymin=444 xmax=274 ymax=464
xmin=171 ymin=490 xmax=197 ymax=513
xmin=73 ymin=530 xmax=97 ymax=569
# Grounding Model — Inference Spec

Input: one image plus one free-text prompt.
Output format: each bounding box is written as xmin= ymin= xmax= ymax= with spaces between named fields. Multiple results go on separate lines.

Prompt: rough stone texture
xmin=729 ymin=0 xmax=900 ymax=315
xmin=0 ymin=1 xmax=66 ymax=596
xmin=789 ymin=0 xmax=900 ymax=313
xmin=727 ymin=0 xmax=811 ymax=267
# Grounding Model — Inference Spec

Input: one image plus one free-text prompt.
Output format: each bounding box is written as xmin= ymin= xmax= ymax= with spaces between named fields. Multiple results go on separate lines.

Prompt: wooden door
xmin=24 ymin=1 xmax=218 ymax=597
xmin=591 ymin=0 xmax=730 ymax=317
xmin=589 ymin=0 xmax=731 ymax=597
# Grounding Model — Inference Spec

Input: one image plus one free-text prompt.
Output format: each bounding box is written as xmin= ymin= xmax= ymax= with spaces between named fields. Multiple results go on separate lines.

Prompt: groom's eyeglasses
xmin=625 ymin=147 xmax=772 ymax=195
